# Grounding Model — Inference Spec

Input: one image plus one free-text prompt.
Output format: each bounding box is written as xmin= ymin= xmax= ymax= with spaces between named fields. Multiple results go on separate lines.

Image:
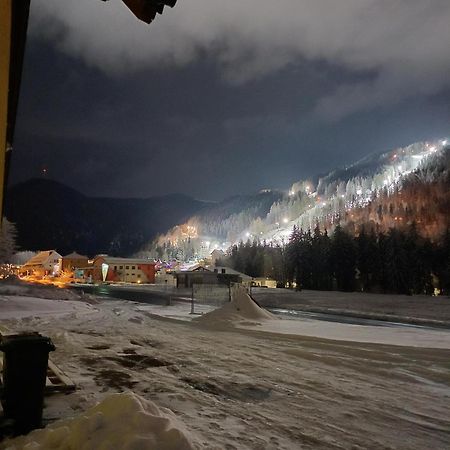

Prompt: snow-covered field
xmin=253 ymin=288 xmax=450 ymax=324
xmin=1 ymin=284 xmax=450 ymax=449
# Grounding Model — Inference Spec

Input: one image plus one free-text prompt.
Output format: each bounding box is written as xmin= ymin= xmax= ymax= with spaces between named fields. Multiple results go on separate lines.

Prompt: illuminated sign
xmin=101 ymin=263 xmax=109 ymax=282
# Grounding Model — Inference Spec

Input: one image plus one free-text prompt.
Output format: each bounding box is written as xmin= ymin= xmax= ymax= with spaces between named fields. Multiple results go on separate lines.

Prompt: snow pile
xmin=196 ymin=284 xmax=275 ymax=327
xmin=2 ymin=392 xmax=196 ymax=450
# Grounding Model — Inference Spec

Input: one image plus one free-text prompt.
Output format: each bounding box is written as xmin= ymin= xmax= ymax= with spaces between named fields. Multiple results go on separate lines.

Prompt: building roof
xmin=174 ymin=265 xmax=212 ymax=275
xmin=94 ymin=256 xmax=155 ymax=265
xmin=213 ymin=266 xmax=252 ymax=280
xmin=175 ymin=266 xmax=252 ymax=280
xmin=22 ymin=250 xmax=61 ymax=267
xmin=62 ymin=251 xmax=88 ymax=259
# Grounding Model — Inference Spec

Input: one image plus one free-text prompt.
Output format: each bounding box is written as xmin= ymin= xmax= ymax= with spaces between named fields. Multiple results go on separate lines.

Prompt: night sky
xmin=9 ymin=0 xmax=450 ymax=201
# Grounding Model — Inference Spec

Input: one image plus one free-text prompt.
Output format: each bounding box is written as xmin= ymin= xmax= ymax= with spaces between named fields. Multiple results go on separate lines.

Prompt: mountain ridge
xmin=6 ymin=138 xmax=449 ymax=259
xmin=149 ymin=138 xmax=450 ymax=261
xmin=5 ymin=178 xmax=209 ymax=256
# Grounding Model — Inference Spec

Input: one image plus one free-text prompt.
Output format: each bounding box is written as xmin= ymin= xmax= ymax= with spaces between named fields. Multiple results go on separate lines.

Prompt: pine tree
xmin=435 ymin=229 xmax=450 ymax=295
xmin=356 ymin=226 xmax=372 ymax=291
xmin=331 ymin=225 xmax=356 ymax=291
xmin=385 ymin=229 xmax=410 ymax=295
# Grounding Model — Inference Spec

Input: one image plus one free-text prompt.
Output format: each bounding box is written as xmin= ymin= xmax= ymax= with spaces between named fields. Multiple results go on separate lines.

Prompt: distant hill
xmin=5 ymin=179 xmax=208 ymax=256
xmin=7 ymin=139 xmax=449 ymax=261
xmin=147 ymin=139 xmax=450 ymax=261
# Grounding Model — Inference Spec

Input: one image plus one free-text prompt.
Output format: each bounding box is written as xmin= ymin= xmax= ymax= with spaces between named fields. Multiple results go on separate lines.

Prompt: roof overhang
xmin=0 ymin=0 xmax=30 ymax=218
xmin=103 ymin=0 xmax=178 ymax=24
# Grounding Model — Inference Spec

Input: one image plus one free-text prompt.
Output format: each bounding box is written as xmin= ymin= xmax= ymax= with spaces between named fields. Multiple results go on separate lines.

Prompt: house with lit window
xmin=92 ymin=256 xmax=156 ymax=284
xmin=20 ymin=250 xmax=62 ymax=277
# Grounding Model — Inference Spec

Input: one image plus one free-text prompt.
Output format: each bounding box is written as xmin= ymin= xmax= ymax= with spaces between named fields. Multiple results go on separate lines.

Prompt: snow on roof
xmin=210 ymin=249 xmax=225 ymax=255
xmin=62 ymin=251 xmax=88 ymax=259
xmin=22 ymin=250 xmax=61 ymax=267
xmin=213 ymin=266 xmax=252 ymax=280
xmin=94 ymin=256 xmax=155 ymax=265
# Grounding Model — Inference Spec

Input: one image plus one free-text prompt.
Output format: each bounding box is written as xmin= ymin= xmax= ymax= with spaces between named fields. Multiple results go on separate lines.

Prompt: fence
xmin=188 ymin=282 xmax=254 ymax=314
xmin=192 ymin=283 xmax=231 ymax=307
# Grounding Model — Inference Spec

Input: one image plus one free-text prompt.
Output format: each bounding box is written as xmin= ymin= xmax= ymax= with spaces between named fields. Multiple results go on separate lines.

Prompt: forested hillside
xmin=147 ymin=139 xmax=450 ymax=260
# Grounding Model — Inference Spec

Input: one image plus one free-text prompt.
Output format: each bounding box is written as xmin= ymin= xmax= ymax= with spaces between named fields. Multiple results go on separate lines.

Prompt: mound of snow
xmin=2 ymin=392 xmax=196 ymax=450
xmin=196 ymin=285 xmax=275 ymax=327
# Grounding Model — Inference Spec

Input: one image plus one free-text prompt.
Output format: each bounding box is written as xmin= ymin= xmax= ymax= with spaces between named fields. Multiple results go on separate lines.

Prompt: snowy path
xmin=1 ymin=298 xmax=450 ymax=449
xmin=128 ymin=300 xmax=450 ymax=349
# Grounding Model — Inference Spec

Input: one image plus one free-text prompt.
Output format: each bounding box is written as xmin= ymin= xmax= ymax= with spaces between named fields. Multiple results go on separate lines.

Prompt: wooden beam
xmin=0 ymin=0 xmax=12 ymax=221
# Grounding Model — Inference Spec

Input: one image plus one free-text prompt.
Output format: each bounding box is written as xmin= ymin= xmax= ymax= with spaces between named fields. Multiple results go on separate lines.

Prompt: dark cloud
xmin=8 ymin=1 xmax=450 ymax=200
xmin=30 ymin=0 xmax=450 ymax=118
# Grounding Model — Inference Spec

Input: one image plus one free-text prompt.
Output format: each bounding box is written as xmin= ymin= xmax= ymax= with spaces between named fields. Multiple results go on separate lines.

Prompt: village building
xmin=20 ymin=250 xmax=62 ymax=277
xmin=61 ymin=251 xmax=89 ymax=273
xmin=251 ymin=277 xmax=277 ymax=288
xmin=210 ymin=249 xmax=225 ymax=265
xmin=92 ymin=256 xmax=156 ymax=284
xmin=175 ymin=265 xmax=251 ymax=288
xmin=155 ymin=269 xmax=177 ymax=287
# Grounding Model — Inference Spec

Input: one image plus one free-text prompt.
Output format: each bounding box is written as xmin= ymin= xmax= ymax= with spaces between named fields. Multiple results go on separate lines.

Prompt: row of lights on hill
xmin=252 ymin=139 xmax=448 ymax=242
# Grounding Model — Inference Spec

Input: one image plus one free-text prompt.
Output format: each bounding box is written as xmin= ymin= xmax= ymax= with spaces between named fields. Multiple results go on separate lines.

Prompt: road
xmin=70 ymin=284 xmax=446 ymax=330
xmin=268 ymin=307 xmax=441 ymax=330
xmin=71 ymin=284 xmax=178 ymax=305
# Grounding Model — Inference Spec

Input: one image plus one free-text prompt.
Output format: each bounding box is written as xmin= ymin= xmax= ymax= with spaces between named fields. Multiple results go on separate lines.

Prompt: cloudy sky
xmin=9 ymin=0 xmax=450 ymax=200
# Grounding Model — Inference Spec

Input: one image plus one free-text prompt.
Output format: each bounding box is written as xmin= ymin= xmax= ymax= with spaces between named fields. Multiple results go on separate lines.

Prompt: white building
xmin=20 ymin=250 xmax=62 ymax=277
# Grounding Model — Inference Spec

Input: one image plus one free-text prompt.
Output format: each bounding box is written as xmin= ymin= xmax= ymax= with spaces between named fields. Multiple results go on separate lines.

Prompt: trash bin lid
xmin=0 ymin=333 xmax=55 ymax=352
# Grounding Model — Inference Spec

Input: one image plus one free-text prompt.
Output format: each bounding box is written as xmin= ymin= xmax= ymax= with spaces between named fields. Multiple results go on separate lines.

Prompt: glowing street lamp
xmin=282 ymin=217 xmax=289 ymax=224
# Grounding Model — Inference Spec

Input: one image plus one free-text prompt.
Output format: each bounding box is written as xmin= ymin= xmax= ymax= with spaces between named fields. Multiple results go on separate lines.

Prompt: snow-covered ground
xmin=1 ymin=284 xmax=450 ymax=449
xmin=0 ymin=295 xmax=95 ymax=320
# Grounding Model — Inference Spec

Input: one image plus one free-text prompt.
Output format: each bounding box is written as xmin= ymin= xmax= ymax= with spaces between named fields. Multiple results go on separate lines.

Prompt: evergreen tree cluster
xmin=223 ymin=224 xmax=450 ymax=296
